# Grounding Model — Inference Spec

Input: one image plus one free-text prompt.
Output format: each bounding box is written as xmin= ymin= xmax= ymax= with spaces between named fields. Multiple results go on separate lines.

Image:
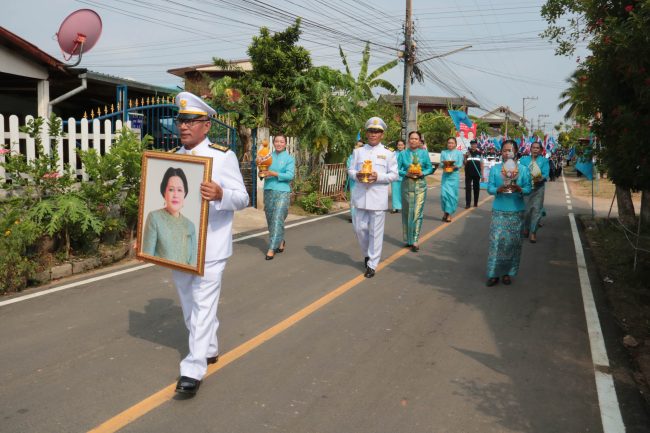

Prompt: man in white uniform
xmin=172 ymin=92 xmax=249 ymax=395
xmin=347 ymin=117 xmax=399 ymax=278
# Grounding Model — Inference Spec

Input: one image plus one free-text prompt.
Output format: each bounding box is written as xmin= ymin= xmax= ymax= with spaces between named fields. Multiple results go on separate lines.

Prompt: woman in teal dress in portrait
xmin=142 ymin=167 xmax=197 ymax=266
xmin=485 ymin=140 xmax=532 ymax=286
xmin=440 ymin=137 xmax=465 ymax=222
xmin=398 ymin=131 xmax=434 ymax=252
xmin=258 ymin=134 xmax=295 ymax=260
xmin=390 ymin=139 xmax=406 ymax=213
xmin=519 ymin=141 xmax=550 ymax=244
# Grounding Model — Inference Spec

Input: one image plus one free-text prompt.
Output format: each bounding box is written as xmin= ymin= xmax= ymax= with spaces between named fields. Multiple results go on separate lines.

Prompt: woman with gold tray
xmin=485 ymin=140 xmax=532 ymax=287
xmin=519 ymin=141 xmax=550 ymax=243
xmin=397 ymin=131 xmax=434 ymax=252
xmin=439 ymin=137 xmax=465 ymax=222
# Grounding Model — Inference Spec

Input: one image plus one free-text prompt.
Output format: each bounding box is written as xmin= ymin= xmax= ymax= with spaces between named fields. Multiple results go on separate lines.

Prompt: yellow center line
xmin=88 ymin=195 xmax=492 ymax=433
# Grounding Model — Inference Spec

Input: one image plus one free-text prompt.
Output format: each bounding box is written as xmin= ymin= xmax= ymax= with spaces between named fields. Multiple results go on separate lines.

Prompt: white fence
xmin=0 ymin=114 xmax=130 ymax=182
xmin=319 ymin=163 xmax=348 ymax=199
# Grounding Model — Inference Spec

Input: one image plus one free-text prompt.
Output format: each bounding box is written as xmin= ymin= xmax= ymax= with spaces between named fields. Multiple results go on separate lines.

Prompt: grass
xmin=581 ymin=216 xmax=650 ymax=408
xmin=565 ymin=166 xmax=641 ymax=200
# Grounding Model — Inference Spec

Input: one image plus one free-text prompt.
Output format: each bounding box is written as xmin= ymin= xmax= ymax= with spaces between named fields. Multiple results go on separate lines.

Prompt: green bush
xmin=0 ymin=204 xmax=40 ymax=294
xmin=79 ymin=128 xmax=150 ymax=242
xmin=0 ymin=118 xmax=151 ymax=292
xmin=298 ymin=191 xmax=333 ymax=215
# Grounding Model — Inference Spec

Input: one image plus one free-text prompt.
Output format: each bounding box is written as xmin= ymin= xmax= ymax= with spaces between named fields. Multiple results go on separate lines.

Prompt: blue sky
xmin=3 ymin=0 xmax=587 ymax=133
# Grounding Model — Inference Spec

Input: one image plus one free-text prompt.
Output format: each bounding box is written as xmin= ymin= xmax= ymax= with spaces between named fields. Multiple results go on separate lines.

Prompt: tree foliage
xmin=339 ymin=42 xmax=398 ymax=100
xmin=418 ymin=113 xmax=455 ymax=152
xmin=541 ymin=0 xmax=650 ymax=192
xmin=210 ymin=18 xmax=311 ymax=131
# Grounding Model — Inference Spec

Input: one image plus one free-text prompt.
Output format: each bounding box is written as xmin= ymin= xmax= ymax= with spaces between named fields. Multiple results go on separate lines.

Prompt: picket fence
xmin=0 ymin=114 xmax=131 ymax=183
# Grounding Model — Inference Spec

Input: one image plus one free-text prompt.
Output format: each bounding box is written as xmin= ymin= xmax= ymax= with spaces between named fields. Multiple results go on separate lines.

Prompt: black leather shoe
xmin=364 ymin=267 xmax=375 ymax=278
xmin=411 ymin=245 xmax=419 ymax=252
xmin=265 ymin=253 xmax=274 ymax=260
xmin=486 ymin=277 xmax=499 ymax=287
xmin=275 ymin=240 xmax=286 ymax=253
xmin=176 ymin=376 xmax=201 ymax=395
xmin=364 ymin=256 xmax=369 ymax=267
xmin=207 ymin=355 xmax=219 ymax=365
xmin=502 ymin=275 xmax=512 ymax=285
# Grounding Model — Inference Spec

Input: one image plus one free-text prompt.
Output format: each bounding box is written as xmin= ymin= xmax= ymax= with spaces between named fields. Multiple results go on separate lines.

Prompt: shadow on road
xmin=128 ymin=298 xmax=187 ymax=360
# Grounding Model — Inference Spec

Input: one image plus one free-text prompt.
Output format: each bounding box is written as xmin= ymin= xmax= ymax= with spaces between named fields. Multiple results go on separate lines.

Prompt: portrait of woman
xmin=142 ymin=167 xmax=197 ymax=266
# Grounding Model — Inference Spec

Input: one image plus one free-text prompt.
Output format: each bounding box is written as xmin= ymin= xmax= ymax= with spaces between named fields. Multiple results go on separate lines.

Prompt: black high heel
xmin=276 ymin=240 xmax=286 ymax=253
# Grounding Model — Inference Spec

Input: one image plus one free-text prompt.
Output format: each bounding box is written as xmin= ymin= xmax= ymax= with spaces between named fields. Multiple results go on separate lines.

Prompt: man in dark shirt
xmin=464 ymin=139 xmax=484 ymax=208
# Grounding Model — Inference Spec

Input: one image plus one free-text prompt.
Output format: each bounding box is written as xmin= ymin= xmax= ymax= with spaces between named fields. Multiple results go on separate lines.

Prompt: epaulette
xmin=209 ymin=143 xmax=230 ymax=152
xmin=167 ymin=146 xmax=180 ymax=153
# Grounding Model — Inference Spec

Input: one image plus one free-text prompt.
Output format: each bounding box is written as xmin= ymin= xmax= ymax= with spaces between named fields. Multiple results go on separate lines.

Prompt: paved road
xmin=1 ymin=179 xmax=607 ymax=432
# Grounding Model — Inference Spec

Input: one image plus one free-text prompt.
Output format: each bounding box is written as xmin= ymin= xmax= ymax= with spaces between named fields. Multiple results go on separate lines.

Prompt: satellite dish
xmin=56 ymin=9 xmax=102 ymax=66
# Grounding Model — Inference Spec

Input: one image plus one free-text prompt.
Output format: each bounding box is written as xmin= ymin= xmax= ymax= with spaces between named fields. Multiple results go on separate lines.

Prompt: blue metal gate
xmin=66 ymin=86 xmax=238 ymax=152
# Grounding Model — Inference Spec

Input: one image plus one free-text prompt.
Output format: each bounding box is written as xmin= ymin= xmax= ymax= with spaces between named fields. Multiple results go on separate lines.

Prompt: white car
xmin=429 ymin=152 xmax=441 ymax=167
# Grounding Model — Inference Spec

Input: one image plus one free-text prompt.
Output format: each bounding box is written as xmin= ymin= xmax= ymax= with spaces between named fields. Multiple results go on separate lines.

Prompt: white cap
xmin=364 ymin=116 xmax=387 ymax=131
xmin=175 ymin=91 xmax=217 ymax=119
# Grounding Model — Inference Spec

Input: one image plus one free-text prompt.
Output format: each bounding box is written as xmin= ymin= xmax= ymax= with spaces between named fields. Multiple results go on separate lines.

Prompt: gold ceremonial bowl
xmin=407 ymin=163 xmax=422 ymax=176
xmin=443 ymin=160 xmax=455 ymax=173
xmin=358 ymin=160 xmax=373 ymax=183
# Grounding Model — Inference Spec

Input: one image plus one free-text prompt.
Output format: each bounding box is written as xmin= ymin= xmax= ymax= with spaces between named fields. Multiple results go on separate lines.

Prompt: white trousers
xmin=353 ymin=209 xmax=386 ymax=270
xmin=172 ymin=259 xmax=226 ymax=380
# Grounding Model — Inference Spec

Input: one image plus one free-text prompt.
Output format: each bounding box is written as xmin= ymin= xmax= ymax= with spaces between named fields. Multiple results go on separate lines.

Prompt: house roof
xmin=0 ymin=26 xmax=70 ymax=74
xmin=167 ymin=59 xmax=253 ymax=78
xmin=380 ymin=94 xmax=480 ymax=108
xmin=480 ymin=106 xmax=524 ymax=123
xmin=70 ymin=69 xmax=176 ymax=94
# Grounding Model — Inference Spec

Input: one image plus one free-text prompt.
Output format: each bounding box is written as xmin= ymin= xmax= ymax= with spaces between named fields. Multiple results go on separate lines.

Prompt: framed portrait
xmin=136 ymin=151 xmax=213 ymax=275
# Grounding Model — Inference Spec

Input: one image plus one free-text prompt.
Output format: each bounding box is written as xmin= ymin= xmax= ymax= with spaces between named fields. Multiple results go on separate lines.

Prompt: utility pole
xmin=401 ymin=0 xmax=413 ymax=140
xmin=537 ymin=114 xmax=549 ymax=134
xmin=522 ymin=96 xmax=537 ymax=132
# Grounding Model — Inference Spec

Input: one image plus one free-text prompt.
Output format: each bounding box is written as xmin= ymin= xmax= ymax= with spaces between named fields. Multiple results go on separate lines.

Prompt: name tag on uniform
xmin=377 ymin=155 xmax=387 ymax=160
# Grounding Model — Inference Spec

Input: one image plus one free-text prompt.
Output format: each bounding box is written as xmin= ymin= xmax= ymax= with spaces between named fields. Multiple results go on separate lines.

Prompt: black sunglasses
xmin=174 ymin=118 xmax=210 ymax=126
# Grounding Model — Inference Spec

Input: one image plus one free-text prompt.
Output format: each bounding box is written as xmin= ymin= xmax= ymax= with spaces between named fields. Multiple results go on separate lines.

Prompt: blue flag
xmin=575 ymin=157 xmax=593 ymax=180
xmin=568 ymin=147 xmax=575 ymax=160
xmin=448 ymin=110 xmax=473 ymax=131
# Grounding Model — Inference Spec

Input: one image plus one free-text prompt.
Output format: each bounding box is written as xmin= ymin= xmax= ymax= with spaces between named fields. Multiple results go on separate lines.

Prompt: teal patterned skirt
xmin=401 ymin=178 xmax=427 ymax=245
xmin=524 ymin=184 xmax=545 ymax=233
xmin=264 ymin=190 xmax=291 ymax=250
xmin=486 ymin=210 xmax=524 ymax=278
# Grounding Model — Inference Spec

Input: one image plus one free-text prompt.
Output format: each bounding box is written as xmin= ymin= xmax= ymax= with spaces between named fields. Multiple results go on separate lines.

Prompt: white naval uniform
xmin=173 ymin=137 xmax=249 ymax=380
xmin=347 ymin=143 xmax=398 ymax=270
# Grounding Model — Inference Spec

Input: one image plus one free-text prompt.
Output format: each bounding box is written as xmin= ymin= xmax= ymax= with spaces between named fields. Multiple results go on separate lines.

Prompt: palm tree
xmin=558 ymin=69 xmax=591 ymax=121
xmin=339 ymin=42 xmax=398 ymax=100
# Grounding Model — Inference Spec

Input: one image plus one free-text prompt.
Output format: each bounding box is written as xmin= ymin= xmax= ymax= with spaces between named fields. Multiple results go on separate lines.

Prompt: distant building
xmin=479 ymin=106 xmax=525 ymax=132
xmin=0 ymin=26 xmax=174 ymax=120
xmin=167 ymin=59 xmax=253 ymax=97
xmin=379 ymin=94 xmax=479 ymax=114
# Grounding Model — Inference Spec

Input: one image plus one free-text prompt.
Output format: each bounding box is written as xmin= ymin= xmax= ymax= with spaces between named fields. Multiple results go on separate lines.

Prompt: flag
xmin=575 ymin=157 xmax=593 ymax=180
xmin=568 ymin=147 xmax=575 ymax=160
xmin=448 ymin=110 xmax=473 ymax=131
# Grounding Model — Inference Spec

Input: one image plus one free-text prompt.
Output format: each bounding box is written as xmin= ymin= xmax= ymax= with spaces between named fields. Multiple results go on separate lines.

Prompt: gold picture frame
xmin=136 ymin=151 xmax=213 ymax=275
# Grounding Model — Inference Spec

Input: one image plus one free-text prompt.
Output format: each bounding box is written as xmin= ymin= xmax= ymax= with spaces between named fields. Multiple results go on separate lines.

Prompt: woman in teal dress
xmin=398 ymin=131 xmax=434 ymax=252
xmin=519 ymin=141 xmax=550 ymax=243
xmin=142 ymin=167 xmax=197 ymax=266
xmin=486 ymin=140 xmax=532 ymax=286
xmin=440 ymin=137 xmax=465 ymax=222
xmin=390 ymin=139 xmax=406 ymax=213
xmin=258 ymin=134 xmax=295 ymax=260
